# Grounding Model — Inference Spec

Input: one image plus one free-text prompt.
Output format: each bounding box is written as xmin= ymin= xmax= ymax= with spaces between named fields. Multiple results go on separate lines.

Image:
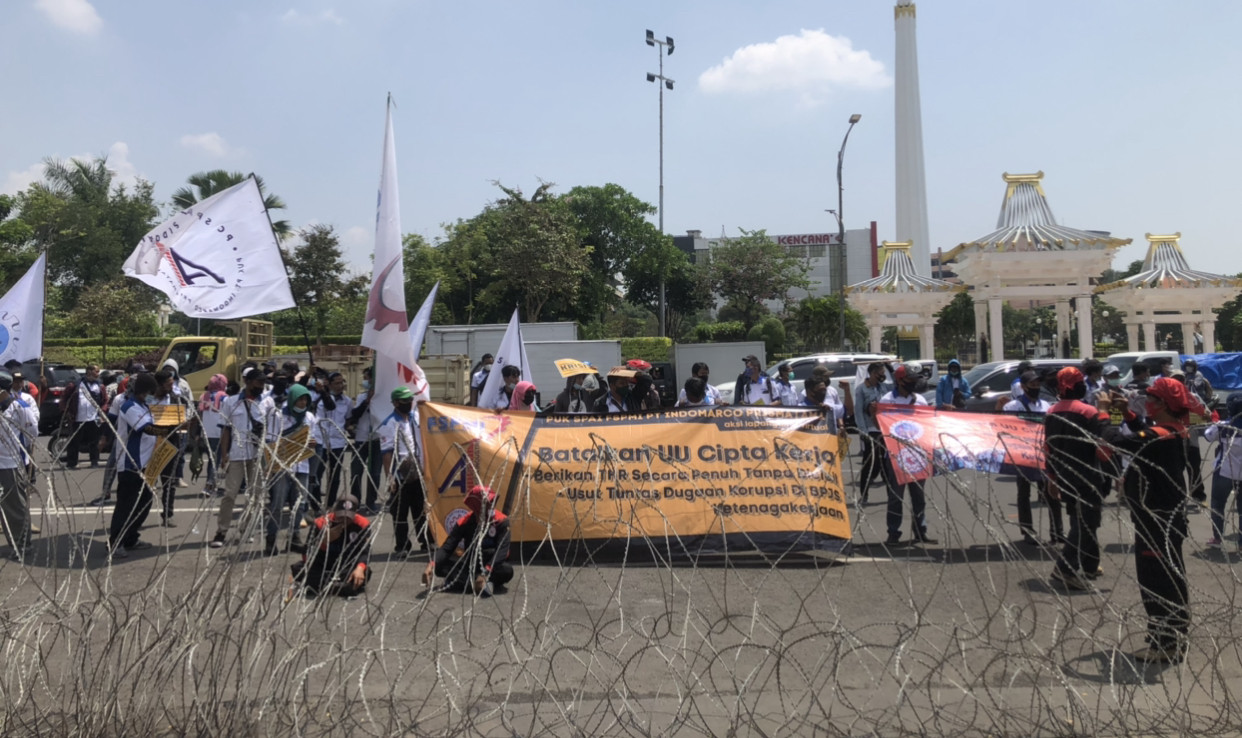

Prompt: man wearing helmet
xmin=379 ymin=385 xmax=425 ymax=557
xmin=878 ymin=362 xmax=935 ymax=546
xmin=423 ymin=485 xmax=513 ymax=594
xmin=1108 ymin=376 xmax=1206 ymax=663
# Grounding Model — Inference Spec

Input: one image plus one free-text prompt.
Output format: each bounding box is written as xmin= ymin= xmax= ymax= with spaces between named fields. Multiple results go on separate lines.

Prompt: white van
xmin=1105 ymin=351 xmax=1181 ymax=386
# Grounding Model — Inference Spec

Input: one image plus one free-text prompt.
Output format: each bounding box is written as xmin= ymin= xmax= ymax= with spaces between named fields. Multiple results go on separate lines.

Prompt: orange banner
xmin=876 ymin=405 xmax=1044 ymax=485
xmin=421 ymin=403 xmax=850 ymax=554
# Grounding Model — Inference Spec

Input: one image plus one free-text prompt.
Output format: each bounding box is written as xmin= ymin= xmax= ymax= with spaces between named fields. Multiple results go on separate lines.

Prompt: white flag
xmin=123 ymin=178 xmax=294 ymax=319
xmin=364 ymin=101 xmax=427 ymax=418
xmin=478 ymin=308 xmax=532 ymax=410
xmin=0 ymin=253 xmax=46 ymax=365
xmin=408 ymin=281 xmax=439 ymax=363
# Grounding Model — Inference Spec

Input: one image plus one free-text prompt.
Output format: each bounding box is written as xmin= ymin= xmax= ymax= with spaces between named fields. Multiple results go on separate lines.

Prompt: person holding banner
xmin=423 ymin=485 xmax=513 ymax=595
xmin=735 ymin=355 xmax=781 ymax=406
xmin=210 ymin=367 xmax=278 ymax=549
xmin=0 ymin=371 xmax=38 ymax=562
xmin=1043 ymin=367 xmax=1112 ymax=591
xmin=553 ymin=372 xmax=604 ymax=413
xmin=108 ymin=373 xmax=175 ymax=559
xmin=879 ymin=362 xmax=936 ymax=545
xmin=379 ymin=386 xmax=425 ymax=556
xmin=1003 ymin=370 xmax=1061 ymax=547
xmin=801 ymin=376 xmax=839 ymax=434
xmin=148 ymin=371 xmax=188 ymax=526
xmin=854 ymin=361 xmax=894 ymax=505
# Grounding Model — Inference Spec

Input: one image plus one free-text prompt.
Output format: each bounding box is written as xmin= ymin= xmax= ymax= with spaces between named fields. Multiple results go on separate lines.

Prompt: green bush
xmin=618 ymin=337 xmax=672 ymax=362
xmin=44 ymin=337 xmax=173 ymax=348
xmin=747 ymin=318 xmax=786 ymax=357
xmin=692 ymin=321 xmax=747 ymax=343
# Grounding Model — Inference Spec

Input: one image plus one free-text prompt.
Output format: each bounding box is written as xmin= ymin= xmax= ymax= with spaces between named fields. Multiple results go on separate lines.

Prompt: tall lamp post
xmin=833 ymin=114 xmax=862 ymax=350
xmin=646 ymin=29 xmax=674 ymax=337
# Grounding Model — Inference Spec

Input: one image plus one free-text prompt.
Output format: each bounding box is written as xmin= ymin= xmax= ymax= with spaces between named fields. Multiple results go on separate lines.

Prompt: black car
xmin=17 ymin=361 xmax=82 ymax=434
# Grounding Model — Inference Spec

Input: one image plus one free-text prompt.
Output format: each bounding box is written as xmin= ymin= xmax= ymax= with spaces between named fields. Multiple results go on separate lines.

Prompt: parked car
xmin=18 ymin=361 xmax=82 ymax=434
xmin=930 ymin=358 xmax=1078 ymax=413
xmin=649 ymin=362 xmax=677 ymax=407
xmin=714 ymin=353 xmax=906 ymax=405
xmin=1104 ymin=351 xmax=1181 ymax=386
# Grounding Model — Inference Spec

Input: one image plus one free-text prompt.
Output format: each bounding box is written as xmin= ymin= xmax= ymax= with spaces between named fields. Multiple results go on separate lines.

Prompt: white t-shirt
xmin=378 ymin=408 xmax=421 ymax=466
xmin=117 ymin=397 xmax=156 ymax=472
xmin=76 ymin=380 xmax=103 ymax=423
xmin=878 ymin=390 xmax=929 ymax=406
xmin=354 ymin=391 xmax=375 ymax=442
xmin=220 ymin=393 xmax=277 ymax=461
xmin=314 ymin=393 xmax=353 ymax=449
xmin=739 ymin=377 xmax=780 ymax=406
xmin=0 ymin=397 xmax=37 ymax=469
xmin=1002 ymin=396 xmax=1051 ymax=415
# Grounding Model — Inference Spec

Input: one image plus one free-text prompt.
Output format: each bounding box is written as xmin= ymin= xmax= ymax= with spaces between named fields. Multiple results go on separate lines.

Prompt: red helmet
xmin=1057 ymin=366 xmax=1084 ymax=394
xmin=625 ymin=359 xmax=652 ymax=372
xmin=464 ymin=485 xmax=496 ymax=515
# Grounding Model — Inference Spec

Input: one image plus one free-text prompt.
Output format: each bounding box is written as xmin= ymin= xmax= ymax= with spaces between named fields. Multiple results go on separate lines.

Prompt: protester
xmin=677 ymin=378 xmax=711 ymax=408
xmin=148 ymin=370 xmax=184 ymax=526
xmin=64 ymin=364 xmax=104 ymax=469
xmin=107 ymin=372 xmax=171 ymax=559
xmin=348 ymin=367 xmax=383 ymax=514
xmin=1125 ymin=363 xmax=1154 ymax=423
xmin=1081 ymin=359 xmax=1105 ymax=407
xmin=313 ymin=372 xmax=352 ymax=508
xmin=90 ymin=367 xmax=143 ymax=507
xmin=773 ymin=363 xmax=799 ymax=407
xmin=553 ymin=373 xmax=603 ymax=413
xmin=800 ymin=376 xmax=840 ymax=434
xmin=160 ymin=359 xmax=195 ymax=487
xmin=379 ymin=386 xmax=425 ymax=556
xmin=290 ymin=495 xmax=373 ymax=598
xmin=676 ymin=363 xmax=724 ymax=406
xmin=1178 ymin=360 xmax=1214 ymax=504
xmin=734 ymin=355 xmax=781 ymax=406
xmin=197 ymin=374 xmax=228 ymax=496
xmin=508 ymin=380 xmax=539 ymax=411
xmin=624 ymin=360 xmax=664 ymax=409
xmin=878 ymin=362 xmax=935 ymax=545
xmin=1205 ymin=393 xmax=1242 ymax=547
xmin=423 ymin=485 xmax=513 ymax=594
xmin=1003 ymin=370 xmax=1061 ymax=546
xmin=0 ymin=371 xmax=38 ymax=562
xmin=1043 ymin=367 xmax=1112 ymax=590
xmin=853 ymin=361 xmax=893 ymax=504
xmin=487 ymin=365 xmax=522 ymax=410
xmin=469 ymin=353 xmax=494 ymax=407
xmin=267 ymin=384 xmax=316 ymax=555
xmin=210 ymin=367 xmax=278 ymax=549
xmin=1108 ymin=377 xmax=1204 ymax=663
xmin=935 ymin=359 xmax=972 ymax=410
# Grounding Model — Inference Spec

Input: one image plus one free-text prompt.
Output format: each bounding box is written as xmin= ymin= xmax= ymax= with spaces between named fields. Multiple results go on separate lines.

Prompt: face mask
xmin=1107 ymin=378 xmax=1120 ymax=388
xmin=522 ymin=389 xmax=537 ymax=406
xmin=395 ymin=401 xmax=413 ymax=415
xmin=506 ymin=382 xmax=517 ymax=391
xmin=949 ymin=367 xmax=960 ymax=376
xmin=291 ymin=402 xmax=308 ymax=417
xmin=362 ymin=380 xmax=371 ymax=391
xmin=572 ymin=383 xmax=583 ymax=391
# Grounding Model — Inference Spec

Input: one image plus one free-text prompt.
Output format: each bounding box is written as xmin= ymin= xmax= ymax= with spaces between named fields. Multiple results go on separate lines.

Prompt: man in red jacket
xmin=423 ymin=485 xmax=514 ymax=595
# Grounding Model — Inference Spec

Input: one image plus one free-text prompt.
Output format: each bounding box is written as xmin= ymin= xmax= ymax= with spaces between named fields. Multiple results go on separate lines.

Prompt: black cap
xmin=742 ymin=355 xmax=759 ymax=364
xmin=332 ymin=494 xmax=362 ymax=519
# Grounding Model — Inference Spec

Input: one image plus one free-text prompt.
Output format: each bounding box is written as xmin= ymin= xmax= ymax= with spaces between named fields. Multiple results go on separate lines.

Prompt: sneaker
xmin=885 ymin=533 xmax=903 ymax=546
xmin=209 ymin=532 xmax=227 ymax=549
xmin=1084 ymin=566 xmax=1104 ymax=580
xmin=86 ymin=495 xmax=113 ymax=507
xmin=1136 ymin=644 xmax=1184 ymax=664
xmin=128 ymin=540 xmax=154 ymax=551
xmin=263 ymin=538 xmax=279 ymax=556
xmin=913 ymin=531 xmax=938 ymax=545
xmin=110 ymin=546 xmax=129 ymax=560
xmin=1020 ymin=535 xmax=1040 ymax=547
xmin=177 ymin=479 xmax=188 ymax=488
xmin=492 ymin=582 xmax=508 ymax=594
xmin=1207 ymin=537 xmax=1223 ymax=547
xmin=1050 ymin=567 xmax=1089 ymax=591
xmin=161 ymin=518 xmax=177 ymax=528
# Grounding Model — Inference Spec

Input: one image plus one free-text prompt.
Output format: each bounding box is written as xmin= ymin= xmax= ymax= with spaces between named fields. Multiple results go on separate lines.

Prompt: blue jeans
xmin=1209 ymin=472 xmax=1241 ymax=541
xmin=267 ymin=471 xmax=309 ymax=542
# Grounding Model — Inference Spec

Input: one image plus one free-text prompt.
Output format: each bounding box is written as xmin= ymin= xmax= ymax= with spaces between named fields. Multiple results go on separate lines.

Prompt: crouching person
xmin=423 ymin=485 xmax=514 ymax=594
xmin=290 ymin=495 xmax=372 ymax=598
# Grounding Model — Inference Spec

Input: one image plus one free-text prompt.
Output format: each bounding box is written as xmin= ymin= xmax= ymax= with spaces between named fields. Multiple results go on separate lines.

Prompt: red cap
xmin=1146 ymin=376 xmax=1200 ymax=418
xmin=464 ymin=485 xmax=496 ymax=514
xmin=1057 ymin=366 xmax=1084 ymax=393
xmin=625 ymin=359 xmax=652 ymax=372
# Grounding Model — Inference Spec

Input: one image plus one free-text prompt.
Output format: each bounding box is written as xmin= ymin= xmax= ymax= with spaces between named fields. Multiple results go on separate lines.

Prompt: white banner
xmin=478 ymin=308 xmax=531 ymax=410
xmin=122 ymin=178 xmax=294 ymax=319
xmin=0 ymin=253 xmax=46 ymax=365
xmin=363 ymin=101 xmax=426 ymax=418
xmin=408 ymin=281 xmax=438 ymax=366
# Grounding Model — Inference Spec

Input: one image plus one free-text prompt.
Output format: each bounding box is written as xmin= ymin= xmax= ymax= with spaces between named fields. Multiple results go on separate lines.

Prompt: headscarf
xmin=198 ymin=374 xmax=228 ymax=413
xmin=1146 ymin=376 xmax=1201 ymax=424
xmin=509 ymin=380 xmax=538 ymax=411
xmin=283 ymin=383 xmax=312 ymax=425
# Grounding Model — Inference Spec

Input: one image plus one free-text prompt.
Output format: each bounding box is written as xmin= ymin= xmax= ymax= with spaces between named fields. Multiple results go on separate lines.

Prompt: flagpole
xmin=251 ymin=174 xmax=316 ymax=367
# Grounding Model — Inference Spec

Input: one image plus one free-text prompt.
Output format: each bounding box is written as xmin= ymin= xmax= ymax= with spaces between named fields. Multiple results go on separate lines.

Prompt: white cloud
xmin=699 ymin=29 xmax=891 ymax=103
xmin=2 ymin=141 xmax=140 ymax=196
xmin=179 ymin=132 xmax=232 ymax=157
xmin=34 ymin=0 xmax=103 ymax=35
xmin=281 ymin=8 xmax=343 ymax=25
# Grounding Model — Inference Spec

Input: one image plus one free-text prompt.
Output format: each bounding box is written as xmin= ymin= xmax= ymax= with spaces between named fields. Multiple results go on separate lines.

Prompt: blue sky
xmin=4 ymin=0 xmax=1240 ymax=279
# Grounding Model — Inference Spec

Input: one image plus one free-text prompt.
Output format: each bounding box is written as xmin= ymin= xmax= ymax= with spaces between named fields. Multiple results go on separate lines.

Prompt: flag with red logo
xmin=365 ymin=99 xmax=429 ymax=418
xmin=122 ymin=177 xmax=294 ymax=318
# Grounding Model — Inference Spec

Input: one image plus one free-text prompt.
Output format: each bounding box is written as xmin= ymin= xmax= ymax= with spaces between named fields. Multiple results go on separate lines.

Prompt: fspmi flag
xmin=122 ymin=177 xmax=295 ymax=319
xmin=0 ymin=253 xmax=46 ymax=365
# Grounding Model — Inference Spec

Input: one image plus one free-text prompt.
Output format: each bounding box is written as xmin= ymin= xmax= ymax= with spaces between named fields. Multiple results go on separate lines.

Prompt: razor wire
xmin=0 ymin=397 xmax=1240 ymax=736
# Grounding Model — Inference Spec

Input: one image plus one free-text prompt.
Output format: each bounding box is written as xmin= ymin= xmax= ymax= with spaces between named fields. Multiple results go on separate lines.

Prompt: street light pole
xmin=835 ymin=114 xmax=861 ymax=350
xmin=646 ymin=30 xmax=674 ymax=337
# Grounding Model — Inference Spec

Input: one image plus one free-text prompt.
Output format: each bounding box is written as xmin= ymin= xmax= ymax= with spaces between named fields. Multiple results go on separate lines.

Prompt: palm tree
xmin=39 ymin=156 xmax=113 ymax=205
xmin=171 ymin=170 xmax=291 ymax=240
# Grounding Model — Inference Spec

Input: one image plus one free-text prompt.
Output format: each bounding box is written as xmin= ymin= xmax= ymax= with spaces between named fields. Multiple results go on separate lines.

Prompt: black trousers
xmin=1057 ymin=497 xmax=1102 ymax=576
xmin=1017 ymin=476 xmax=1062 ymax=540
xmin=1131 ymin=505 xmax=1189 ymax=649
xmin=291 ymin=560 xmax=371 ymax=597
xmin=318 ymin=447 xmax=346 ymax=507
xmin=435 ymin=549 xmax=514 ymax=590
xmin=859 ymin=432 xmax=892 ymax=494
xmin=350 ymin=439 xmax=382 ymax=508
xmin=67 ymin=420 xmax=101 ymax=467
xmin=109 ymin=471 xmax=152 ymax=549
xmin=390 ymin=471 xmax=427 ymax=552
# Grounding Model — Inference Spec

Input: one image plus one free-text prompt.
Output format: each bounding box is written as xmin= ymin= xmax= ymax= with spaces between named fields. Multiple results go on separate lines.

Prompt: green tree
xmin=623 ymin=239 xmax=710 ymax=339
xmin=69 ymin=280 xmax=158 ymax=363
xmin=281 ymin=224 xmax=354 ymax=341
xmin=16 ymin=156 xmax=159 ymax=305
xmin=933 ymin=291 xmax=974 ymax=356
xmin=171 ymin=170 xmax=291 ymax=240
xmin=1214 ymin=278 xmax=1242 ymax=351
xmin=1099 ymin=259 xmax=1146 ymax=285
xmin=703 ymin=229 xmax=810 ymax=331
xmin=402 ymin=233 xmax=455 ymax=325
xmin=791 ymin=294 xmax=867 ymax=352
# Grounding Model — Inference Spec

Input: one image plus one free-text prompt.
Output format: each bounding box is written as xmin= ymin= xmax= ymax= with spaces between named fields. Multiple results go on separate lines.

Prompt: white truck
xmin=525 ymin=340 xmax=623 ymax=405
xmin=672 ymin=341 xmax=768 ymax=405
xmin=425 ymin=322 xmax=578 ymax=365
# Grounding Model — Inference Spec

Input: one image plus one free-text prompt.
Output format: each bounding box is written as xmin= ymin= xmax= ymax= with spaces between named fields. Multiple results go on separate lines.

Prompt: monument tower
xmin=894 ymin=0 xmax=931 ymax=277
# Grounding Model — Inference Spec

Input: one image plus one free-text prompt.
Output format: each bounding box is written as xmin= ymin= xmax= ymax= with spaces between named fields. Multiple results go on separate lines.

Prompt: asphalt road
xmin=1 ymin=442 xmax=1239 ymax=737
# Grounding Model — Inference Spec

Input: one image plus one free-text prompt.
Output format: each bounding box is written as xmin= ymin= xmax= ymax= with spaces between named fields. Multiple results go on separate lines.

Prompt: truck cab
xmin=159 ymin=320 xmax=275 ymax=394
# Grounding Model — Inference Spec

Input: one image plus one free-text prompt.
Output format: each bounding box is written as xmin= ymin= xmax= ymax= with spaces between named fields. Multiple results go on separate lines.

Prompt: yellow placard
xmin=144 ymin=438 xmax=179 ymax=488
xmin=264 ymin=424 xmax=315 ymax=470
xmin=421 ymin=403 xmax=849 ymax=552
xmin=554 ymin=359 xmax=594 ymax=378
xmin=150 ymin=404 xmax=187 ymax=427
